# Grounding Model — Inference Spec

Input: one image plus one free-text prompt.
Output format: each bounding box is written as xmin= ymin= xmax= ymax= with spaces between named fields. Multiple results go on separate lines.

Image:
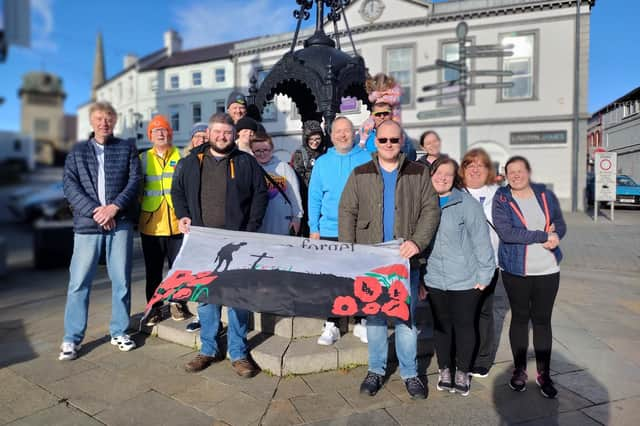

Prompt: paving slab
xmin=207 ymin=391 xmax=269 ymax=425
xmin=8 ymin=355 xmax=97 ymax=386
xmin=46 ymin=366 xmax=148 ymax=415
xmin=581 ymin=396 xmax=640 ymax=426
xmin=290 ymin=391 xmax=355 ymax=423
xmin=95 ymin=389 xmax=213 ymax=426
xmin=172 ymin=377 xmax=235 ymax=413
xmin=306 ymin=408 xmax=399 ymax=426
xmin=259 ymin=400 xmax=304 ymax=426
xmin=301 ymin=367 xmax=368 ymax=394
xmin=272 ymin=376 xmax=314 ymax=400
xmin=338 ymin=386 xmax=401 ymax=413
xmin=4 ymin=402 xmax=104 ymax=426
xmin=517 ymin=410 xmax=603 ymax=426
xmin=0 ymin=369 xmax=59 ymax=424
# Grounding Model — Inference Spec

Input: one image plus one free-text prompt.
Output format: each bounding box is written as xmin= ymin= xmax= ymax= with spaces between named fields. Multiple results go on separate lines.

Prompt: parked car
xmin=8 ymin=182 xmax=71 ymax=222
xmin=586 ymin=173 xmax=640 ymax=207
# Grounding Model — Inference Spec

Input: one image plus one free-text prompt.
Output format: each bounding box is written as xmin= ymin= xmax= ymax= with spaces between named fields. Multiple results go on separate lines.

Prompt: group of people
xmin=58 ymin=77 xmax=566 ymax=401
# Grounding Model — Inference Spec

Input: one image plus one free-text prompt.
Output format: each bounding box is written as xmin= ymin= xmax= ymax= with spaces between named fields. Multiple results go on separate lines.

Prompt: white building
xmin=77 ymin=0 xmax=594 ymax=210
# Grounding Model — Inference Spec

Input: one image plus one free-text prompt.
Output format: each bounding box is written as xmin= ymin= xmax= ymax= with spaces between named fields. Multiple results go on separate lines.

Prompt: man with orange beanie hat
xmin=140 ymin=115 xmax=189 ymax=326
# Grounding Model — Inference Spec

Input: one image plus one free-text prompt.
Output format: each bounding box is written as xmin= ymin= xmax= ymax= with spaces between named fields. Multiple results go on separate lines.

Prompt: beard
xmin=210 ymin=140 xmax=235 ymax=155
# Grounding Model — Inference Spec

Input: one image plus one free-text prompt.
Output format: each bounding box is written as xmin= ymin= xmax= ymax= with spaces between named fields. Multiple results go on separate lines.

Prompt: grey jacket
xmin=424 ymin=188 xmax=495 ymax=291
xmin=338 ymin=153 xmax=440 ymax=268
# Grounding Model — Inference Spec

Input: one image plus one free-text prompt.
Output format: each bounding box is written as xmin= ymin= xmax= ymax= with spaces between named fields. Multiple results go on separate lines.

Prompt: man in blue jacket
xmin=307 ymin=116 xmax=371 ymax=345
xmin=59 ymin=102 xmax=142 ymax=361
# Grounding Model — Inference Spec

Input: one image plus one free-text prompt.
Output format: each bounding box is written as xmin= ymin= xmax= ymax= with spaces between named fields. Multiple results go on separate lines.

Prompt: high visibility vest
xmin=141 ymin=146 xmax=181 ymax=212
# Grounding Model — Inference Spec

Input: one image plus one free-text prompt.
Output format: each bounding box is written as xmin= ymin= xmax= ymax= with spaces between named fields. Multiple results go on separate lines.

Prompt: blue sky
xmin=0 ymin=0 xmax=638 ymax=131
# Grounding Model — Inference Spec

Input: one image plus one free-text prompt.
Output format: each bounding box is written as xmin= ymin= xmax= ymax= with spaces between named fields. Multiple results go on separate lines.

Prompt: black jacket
xmin=171 ymin=145 xmax=268 ymax=232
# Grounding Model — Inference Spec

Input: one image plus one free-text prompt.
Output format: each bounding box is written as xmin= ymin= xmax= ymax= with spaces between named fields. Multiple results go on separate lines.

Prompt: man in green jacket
xmin=339 ymin=120 xmax=440 ymax=399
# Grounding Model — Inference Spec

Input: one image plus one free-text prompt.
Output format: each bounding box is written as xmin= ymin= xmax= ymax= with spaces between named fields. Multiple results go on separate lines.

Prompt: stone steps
xmin=142 ymin=301 xmax=435 ymax=376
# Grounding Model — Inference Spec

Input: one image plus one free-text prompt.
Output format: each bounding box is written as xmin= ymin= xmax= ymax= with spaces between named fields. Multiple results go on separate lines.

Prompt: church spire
xmin=91 ymin=32 xmax=106 ymax=101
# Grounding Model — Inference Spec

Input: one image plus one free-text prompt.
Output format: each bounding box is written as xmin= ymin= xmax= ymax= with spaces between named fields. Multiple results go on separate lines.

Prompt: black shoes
xmin=360 ymin=371 xmax=384 ymax=396
xmin=470 ymin=366 xmax=490 ymax=378
xmin=536 ymin=372 xmax=558 ymax=399
xmin=437 ymin=368 xmax=454 ymax=392
xmin=405 ymin=376 xmax=427 ymax=399
xmin=509 ymin=368 xmax=528 ymax=392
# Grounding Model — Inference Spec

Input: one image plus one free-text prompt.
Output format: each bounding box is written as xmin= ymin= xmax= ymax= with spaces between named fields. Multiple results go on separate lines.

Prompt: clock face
xmin=360 ymin=0 xmax=385 ymax=23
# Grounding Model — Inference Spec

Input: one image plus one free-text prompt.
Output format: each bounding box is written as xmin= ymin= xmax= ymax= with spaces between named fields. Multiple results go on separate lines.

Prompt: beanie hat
xmin=190 ymin=122 xmax=208 ymax=139
xmin=227 ymin=91 xmax=247 ymax=107
xmin=303 ymin=120 xmax=323 ymax=141
xmin=147 ymin=115 xmax=172 ymax=140
xmin=236 ymin=116 xmax=258 ymax=132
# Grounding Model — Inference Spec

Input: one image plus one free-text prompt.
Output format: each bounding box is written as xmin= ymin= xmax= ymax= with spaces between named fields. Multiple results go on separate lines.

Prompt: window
xmin=257 ymin=69 xmax=277 ymax=121
xmin=150 ymin=77 xmax=158 ymax=93
xmin=385 ymin=46 xmax=414 ymax=106
xmin=117 ymin=82 xmax=123 ymax=102
xmin=170 ymin=75 xmax=179 ymax=90
xmin=440 ymin=40 xmax=472 ymax=106
xmin=192 ymin=71 xmax=202 ymax=87
xmin=215 ymin=68 xmax=226 ymax=83
xmin=192 ymin=103 xmax=202 ymax=124
xmin=500 ymin=33 xmax=535 ymax=100
xmin=128 ymin=75 xmax=134 ymax=99
xmin=34 ymin=118 xmax=49 ymax=135
xmin=215 ymin=99 xmax=226 ymax=113
xmin=169 ymin=106 xmax=180 ymax=132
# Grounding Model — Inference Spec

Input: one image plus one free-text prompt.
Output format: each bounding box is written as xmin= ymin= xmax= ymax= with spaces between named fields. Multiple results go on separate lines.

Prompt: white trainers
xmin=58 ymin=341 xmax=81 ymax=361
xmin=111 ymin=334 xmax=136 ymax=352
xmin=353 ymin=319 xmax=368 ymax=344
xmin=317 ymin=321 xmax=340 ymax=346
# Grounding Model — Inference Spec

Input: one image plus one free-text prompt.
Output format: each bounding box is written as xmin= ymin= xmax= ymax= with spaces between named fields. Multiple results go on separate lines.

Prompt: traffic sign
xmin=463 ymin=43 xmax=514 ymax=51
xmin=469 ymin=70 xmax=514 ymax=77
xmin=595 ymin=151 xmax=617 ymax=202
xmin=467 ymin=82 xmax=514 ymax=90
xmin=417 ymin=91 xmax=461 ymax=103
xmin=422 ymin=80 xmax=458 ymax=92
xmin=417 ymin=107 xmax=461 ymax=120
xmin=464 ymin=50 xmax=514 ymax=58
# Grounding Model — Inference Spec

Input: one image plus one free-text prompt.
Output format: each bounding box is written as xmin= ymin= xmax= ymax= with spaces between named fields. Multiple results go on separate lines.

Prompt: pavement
xmin=0 ymin=208 xmax=639 ymax=425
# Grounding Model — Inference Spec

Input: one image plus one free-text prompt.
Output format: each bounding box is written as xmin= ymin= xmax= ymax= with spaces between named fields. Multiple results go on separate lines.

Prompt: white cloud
xmin=31 ymin=0 xmax=57 ymax=52
xmin=173 ymin=0 xmax=296 ymax=48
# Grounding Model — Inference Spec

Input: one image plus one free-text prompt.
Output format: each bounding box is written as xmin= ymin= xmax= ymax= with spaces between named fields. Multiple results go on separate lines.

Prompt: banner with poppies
xmin=144 ymin=227 xmax=411 ymax=322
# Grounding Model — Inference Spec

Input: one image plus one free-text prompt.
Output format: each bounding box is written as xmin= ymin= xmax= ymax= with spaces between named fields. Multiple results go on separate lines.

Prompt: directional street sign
xmin=422 ymin=80 xmax=458 ymax=92
xmin=436 ymin=59 xmax=464 ymax=70
xmin=469 ymin=70 xmax=513 ymax=77
xmin=417 ymin=106 xmax=461 ymax=120
xmin=417 ymin=91 xmax=461 ymax=103
xmin=467 ymin=82 xmax=514 ymax=90
xmin=464 ymin=50 xmax=514 ymax=58
xmin=463 ymin=43 xmax=514 ymax=51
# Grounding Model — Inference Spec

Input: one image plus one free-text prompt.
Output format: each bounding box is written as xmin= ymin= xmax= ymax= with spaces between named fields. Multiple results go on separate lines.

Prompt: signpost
xmin=416 ymin=21 xmax=514 ymax=156
xmin=594 ymin=151 xmax=617 ymax=223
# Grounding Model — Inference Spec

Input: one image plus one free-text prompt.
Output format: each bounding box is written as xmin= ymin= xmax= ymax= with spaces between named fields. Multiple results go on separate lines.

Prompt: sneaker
xmin=353 ymin=319 xmax=368 ymax=344
xmin=454 ymin=370 xmax=471 ymax=396
xmin=360 ymin=371 xmax=384 ymax=396
xmin=536 ymin=372 xmax=558 ymax=399
xmin=186 ymin=319 xmax=201 ymax=332
xmin=110 ymin=334 xmax=136 ymax=352
xmin=184 ymin=354 xmax=218 ymax=373
xmin=317 ymin=321 xmax=340 ymax=346
xmin=58 ymin=341 xmax=81 ymax=361
xmin=231 ymin=358 xmax=258 ymax=378
xmin=170 ymin=302 xmax=190 ymax=321
xmin=470 ymin=366 xmax=490 ymax=378
xmin=144 ymin=308 xmax=163 ymax=327
xmin=436 ymin=368 xmax=454 ymax=392
xmin=404 ymin=376 xmax=427 ymax=399
xmin=509 ymin=368 xmax=528 ymax=392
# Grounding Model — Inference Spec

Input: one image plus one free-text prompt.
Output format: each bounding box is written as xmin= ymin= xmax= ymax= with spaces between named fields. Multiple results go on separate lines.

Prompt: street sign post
xmin=594 ymin=151 xmax=617 ymax=223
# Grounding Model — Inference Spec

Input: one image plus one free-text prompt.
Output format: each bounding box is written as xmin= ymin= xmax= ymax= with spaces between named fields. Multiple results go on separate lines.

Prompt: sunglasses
xmin=373 ymin=111 xmax=392 ymax=118
xmin=377 ymin=138 xmax=401 ymax=144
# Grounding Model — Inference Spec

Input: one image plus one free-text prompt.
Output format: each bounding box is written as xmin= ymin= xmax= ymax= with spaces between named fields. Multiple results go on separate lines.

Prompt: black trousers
xmin=427 ymin=287 xmax=481 ymax=372
xmin=502 ymin=271 xmax=560 ymax=373
xmin=472 ymin=268 xmax=500 ymax=370
xmin=140 ymin=233 xmax=184 ymax=307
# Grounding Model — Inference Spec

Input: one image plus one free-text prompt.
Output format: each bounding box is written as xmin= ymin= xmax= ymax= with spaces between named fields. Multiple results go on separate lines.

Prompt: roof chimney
xmin=163 ymin=30 xmax=182 ymax=56
xmin=123 ymin=53 xmax=138 ymax=69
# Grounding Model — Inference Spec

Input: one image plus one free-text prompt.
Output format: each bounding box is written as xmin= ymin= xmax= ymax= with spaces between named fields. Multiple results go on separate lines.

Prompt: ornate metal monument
xmin=249 ymin=0 xmax=369 ymax=134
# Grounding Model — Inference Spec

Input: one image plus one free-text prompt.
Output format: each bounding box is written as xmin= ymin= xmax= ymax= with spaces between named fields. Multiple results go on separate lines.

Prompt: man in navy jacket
xmin=59 ymin=102 xmax=141 ymax=361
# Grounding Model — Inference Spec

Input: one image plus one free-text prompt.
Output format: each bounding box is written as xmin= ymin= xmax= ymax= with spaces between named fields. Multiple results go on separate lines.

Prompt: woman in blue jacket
xmin=422 ymin=157 xmax=495 ymax=397
xmin=492 ymin=155 xmax=567 ymax=399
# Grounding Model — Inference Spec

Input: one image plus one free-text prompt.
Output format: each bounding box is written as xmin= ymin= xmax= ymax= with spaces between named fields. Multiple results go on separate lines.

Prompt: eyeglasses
xmin=465 ymin=162 xmax=488 ymax=170
xmin=377 ymin=137 xmax=401 ymax=144
xmin=373 ymin=111 xmax=392 ymax=118
xmin=253 ymin=149 xmax=272 ymax=154
xmin=308 ymin=136 xmax=322 ymax=142
xmin=151 ymin=128 xmax=168 ymax=134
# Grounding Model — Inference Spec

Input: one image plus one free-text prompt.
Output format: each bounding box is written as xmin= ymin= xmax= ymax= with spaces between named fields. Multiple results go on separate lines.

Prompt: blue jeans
xmin=198 ymin=303 xmax=249 ymax=361
xmin=367 ymin=269 xmax=419 ymax=380
xmin=63 ymin=221 xmax=134 ymax=344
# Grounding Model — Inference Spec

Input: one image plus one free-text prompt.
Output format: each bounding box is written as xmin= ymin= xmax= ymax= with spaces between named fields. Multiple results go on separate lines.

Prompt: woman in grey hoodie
xmin=251 ymin=133 xmax=304 ymax=236
xmin=422 ymin=156 xmax=495 ymax=397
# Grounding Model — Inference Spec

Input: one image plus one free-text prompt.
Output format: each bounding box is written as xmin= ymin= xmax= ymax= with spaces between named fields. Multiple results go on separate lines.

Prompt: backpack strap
xmin=263 ymin=171 xmax=292 ymax=206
